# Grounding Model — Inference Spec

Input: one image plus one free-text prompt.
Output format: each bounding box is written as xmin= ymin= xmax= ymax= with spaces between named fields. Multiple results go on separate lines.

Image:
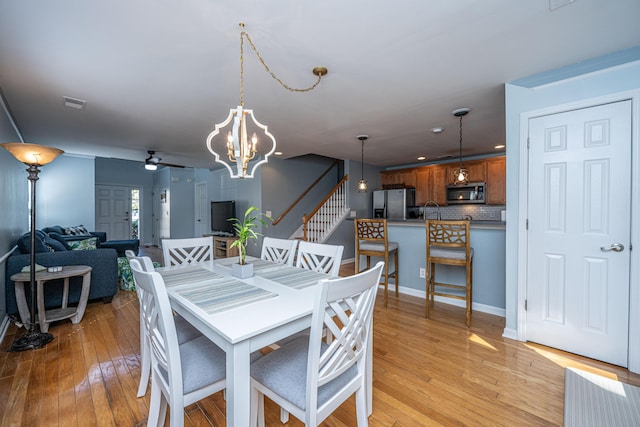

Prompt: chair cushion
xmin=162 ymin=335 xmax=227 ymax=394
xmin=359 ymin=241 xmax=399 ymax=252
xmin=251 ymin=335 xmax=357 ymax=411
xmin=430 ymin=246 xmax=474 ymax=260
xmin=175 ymin=315 xmax=203 ymax=344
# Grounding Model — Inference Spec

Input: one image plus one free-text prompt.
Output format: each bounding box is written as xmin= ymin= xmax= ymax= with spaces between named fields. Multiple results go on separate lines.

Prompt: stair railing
xmin=302 ymin=174 xmax=349 ymax=242
xmin=271 ymin=159 xmax=339 ymax=226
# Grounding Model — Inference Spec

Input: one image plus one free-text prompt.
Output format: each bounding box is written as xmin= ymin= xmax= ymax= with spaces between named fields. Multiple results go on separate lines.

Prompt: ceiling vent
xmin=63 ymin=96 xmax=87 ymax=110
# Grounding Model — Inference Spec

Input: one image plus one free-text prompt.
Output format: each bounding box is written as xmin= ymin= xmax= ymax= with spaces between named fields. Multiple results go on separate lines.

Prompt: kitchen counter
xmin=366 ymin=221 xmax=506 ymax=316
xmin=387 ymin=219 xmax=506 ymax=230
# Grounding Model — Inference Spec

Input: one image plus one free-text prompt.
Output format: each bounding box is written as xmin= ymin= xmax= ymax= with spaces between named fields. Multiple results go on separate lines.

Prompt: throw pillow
xmin=16 ymin=231 xmax=51 ymax=254
xmin=68 ymin=237 xmax=99 ymax=251
xmin=44 ymin=236 xmax=68 ymax=252
xmin=47 ymin=232 xmax=73 ymax=250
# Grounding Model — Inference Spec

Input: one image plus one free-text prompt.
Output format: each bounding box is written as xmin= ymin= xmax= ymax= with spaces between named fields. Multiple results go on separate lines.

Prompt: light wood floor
xmin=2 ymin=249 xmax=639 ymax=426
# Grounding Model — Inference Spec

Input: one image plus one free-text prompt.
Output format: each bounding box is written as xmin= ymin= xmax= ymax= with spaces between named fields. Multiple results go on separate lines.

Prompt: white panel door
xmin=527 ymin=100 xmax=631 ymax=367
xmin=194 ymin=182 xmax=208 ymax=237
xmin=95 ymin=185 xmax=131 ymax=240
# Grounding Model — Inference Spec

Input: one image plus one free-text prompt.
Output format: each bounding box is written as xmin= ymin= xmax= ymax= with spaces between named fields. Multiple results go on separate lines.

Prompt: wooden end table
xmin=11 ymin=265 xmax=92 ymax=333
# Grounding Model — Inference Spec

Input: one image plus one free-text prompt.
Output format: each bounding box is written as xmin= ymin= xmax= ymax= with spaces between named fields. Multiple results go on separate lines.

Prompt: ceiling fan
xmin=144 ymin=150 xmax=185 ymax=170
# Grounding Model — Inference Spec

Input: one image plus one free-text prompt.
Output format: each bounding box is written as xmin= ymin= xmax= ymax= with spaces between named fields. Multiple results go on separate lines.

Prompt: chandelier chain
xmin=239 ymin=24 xmax=323 ymax=100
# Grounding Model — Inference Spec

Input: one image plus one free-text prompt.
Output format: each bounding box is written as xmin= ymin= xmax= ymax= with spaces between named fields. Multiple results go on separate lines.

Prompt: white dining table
xmin=157 ymin=256 xmax=334 ymax=426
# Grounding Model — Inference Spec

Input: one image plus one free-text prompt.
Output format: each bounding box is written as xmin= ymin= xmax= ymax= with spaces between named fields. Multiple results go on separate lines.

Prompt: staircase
xmin=291 ymin=175 xmax=350 ymax=243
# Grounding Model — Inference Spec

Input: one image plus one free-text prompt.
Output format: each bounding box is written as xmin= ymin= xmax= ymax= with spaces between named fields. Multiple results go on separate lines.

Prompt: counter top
xmin=386 ymin=219 xmax=506 ymax=229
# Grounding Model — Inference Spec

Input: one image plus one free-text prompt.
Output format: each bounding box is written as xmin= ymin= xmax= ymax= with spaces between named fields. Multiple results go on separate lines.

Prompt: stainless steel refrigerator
xmin=372 ymin=188 xmax=416 ymax=220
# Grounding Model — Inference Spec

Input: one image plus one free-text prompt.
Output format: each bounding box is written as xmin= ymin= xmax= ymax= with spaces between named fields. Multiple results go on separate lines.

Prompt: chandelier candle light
xmin=451 ymin=107 xmax=470 ymax=185
xmin=206 ymin=23 xmax=328 ymax=179
xmin=1 ymin=142 xmax=64 ymax=351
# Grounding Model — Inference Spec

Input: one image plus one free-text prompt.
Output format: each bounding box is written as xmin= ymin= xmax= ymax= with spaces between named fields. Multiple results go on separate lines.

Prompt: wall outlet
xmin=266 ymin=210 xmax=272 ymax=218
xmin=419 ymin=268 xmax=426 ymax=278
xmin=350 ymin=210 xmax=357 ymax=218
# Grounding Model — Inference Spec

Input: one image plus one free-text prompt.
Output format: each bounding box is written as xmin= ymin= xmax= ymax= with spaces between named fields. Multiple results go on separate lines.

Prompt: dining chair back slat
xmin=296 ymin=241 xmax=344 ymax=276
xmin=129 ymin=258 xmax=227 ymax=427
xmin=162 ymin=237 xmax=214 ymax=267
xmin=250 ymin=261 xmax=384 ymax=426
xmin=261 ymin=237 xmax=298 ymax=266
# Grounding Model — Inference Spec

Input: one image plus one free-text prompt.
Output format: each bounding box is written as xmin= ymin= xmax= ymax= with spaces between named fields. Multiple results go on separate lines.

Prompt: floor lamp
xmin=2 ymin=142 xmax=63 ymax=352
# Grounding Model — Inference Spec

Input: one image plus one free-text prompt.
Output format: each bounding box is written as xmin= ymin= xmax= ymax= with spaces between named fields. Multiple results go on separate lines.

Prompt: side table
xmin=11 ymin=265 xmax=92 ymax=333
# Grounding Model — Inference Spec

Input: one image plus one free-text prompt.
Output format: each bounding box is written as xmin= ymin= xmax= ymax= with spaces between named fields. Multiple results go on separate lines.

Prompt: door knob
xmin=600 ymin=242 xmax=624 ymax=252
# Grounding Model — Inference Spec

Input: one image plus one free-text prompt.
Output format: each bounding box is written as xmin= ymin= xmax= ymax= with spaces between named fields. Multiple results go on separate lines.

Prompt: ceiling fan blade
xmin=158 ymin=161 xmax=185 ymax=168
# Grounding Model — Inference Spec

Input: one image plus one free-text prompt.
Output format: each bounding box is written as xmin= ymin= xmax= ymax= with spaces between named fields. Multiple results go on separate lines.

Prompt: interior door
xmin=194 ymin=182 xmax=208 ymax=237
xmin=526 ymin=100 xmax=632 ymax=367
xmin=95 ymin=185 xmax=131 ymax=240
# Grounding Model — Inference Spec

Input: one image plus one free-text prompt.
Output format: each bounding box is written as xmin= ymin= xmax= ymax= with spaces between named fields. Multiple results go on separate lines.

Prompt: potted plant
xmin=228 ymin=206 xmax=269 ymax=278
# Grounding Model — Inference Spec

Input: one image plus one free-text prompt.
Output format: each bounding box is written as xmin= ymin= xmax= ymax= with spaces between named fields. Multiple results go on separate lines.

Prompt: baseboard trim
xmin=378 ymin=284 xmax=505 ymax=318
xmin=0 ymin=314 xmax=10 ymax=347
xmin=502 ymin=328 xmax=518 ymax=340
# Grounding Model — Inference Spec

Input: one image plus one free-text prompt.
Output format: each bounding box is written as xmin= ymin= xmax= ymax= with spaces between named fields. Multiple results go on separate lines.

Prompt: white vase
xmin=232 ymin=262 xmax=254 ymax=279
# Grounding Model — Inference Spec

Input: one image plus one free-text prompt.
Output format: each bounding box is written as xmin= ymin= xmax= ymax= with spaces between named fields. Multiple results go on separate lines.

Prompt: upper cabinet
xmin=415 ymin=164 xmax=447 ymax=205
xmin=380 ymin=168 xmax=416 ymax=189
xmin=485 ymin=156 xmax=506 ymax=205
xmin=446 ymin=159 xmax=487 ymax=185
xmin=381 ymin=155 xmax=506 ymax=206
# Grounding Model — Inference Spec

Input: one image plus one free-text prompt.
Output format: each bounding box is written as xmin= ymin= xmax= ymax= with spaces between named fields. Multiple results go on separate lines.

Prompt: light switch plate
xmin=350 ymin=210 xmax=357 ymax=218
xmin=266 ymin=210 xmax=272 ymax=218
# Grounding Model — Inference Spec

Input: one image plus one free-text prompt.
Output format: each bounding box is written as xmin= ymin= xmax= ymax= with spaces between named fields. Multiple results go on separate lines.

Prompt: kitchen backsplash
xmin=420 ymin=204 xmax=506 ymax=222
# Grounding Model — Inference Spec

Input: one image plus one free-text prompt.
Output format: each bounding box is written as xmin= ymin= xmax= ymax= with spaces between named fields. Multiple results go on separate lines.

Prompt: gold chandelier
xmin=206 ymin=23 xmax=328 ymax=178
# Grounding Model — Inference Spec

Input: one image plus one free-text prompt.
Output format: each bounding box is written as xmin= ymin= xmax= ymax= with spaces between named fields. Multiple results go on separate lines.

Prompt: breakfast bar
xmin=376 ymin=220 xmax=506 ymax=316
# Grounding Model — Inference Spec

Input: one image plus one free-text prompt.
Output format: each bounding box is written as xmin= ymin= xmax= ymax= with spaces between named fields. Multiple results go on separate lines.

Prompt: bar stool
xmin=355 ymin=218 xmax=399 ymax=307
xmin=425 ymin=220 xmax=473 ymax=326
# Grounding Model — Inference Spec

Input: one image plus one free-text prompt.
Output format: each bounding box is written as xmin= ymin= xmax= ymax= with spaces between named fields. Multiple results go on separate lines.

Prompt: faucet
xmin=423 ymin=201 xmax=441 ymax=220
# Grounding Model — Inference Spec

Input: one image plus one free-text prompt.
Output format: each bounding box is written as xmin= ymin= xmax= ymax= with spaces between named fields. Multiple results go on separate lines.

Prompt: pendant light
xmin=451 ymin=107 xmax=470 ymax=185
xmin=357 ymin=135 xmax=368 ymax=192
xmin=206 ymin=23 xmax=328 ymax=179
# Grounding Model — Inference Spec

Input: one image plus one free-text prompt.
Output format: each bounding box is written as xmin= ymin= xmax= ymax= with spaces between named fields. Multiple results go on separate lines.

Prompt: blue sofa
xmin=42 ymin=225 xmax=139 ymax=257
xmin=5 ymin=232 xmax=119 ymax=317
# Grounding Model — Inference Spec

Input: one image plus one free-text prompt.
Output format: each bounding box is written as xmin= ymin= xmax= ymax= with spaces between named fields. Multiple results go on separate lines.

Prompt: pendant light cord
xmin=458 ymin=114 xmax=463 ymax=170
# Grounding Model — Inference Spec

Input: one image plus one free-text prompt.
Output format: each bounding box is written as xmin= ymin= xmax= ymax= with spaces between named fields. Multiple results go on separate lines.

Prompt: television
xmin=210 ymin=200 xmax=236 ymax=236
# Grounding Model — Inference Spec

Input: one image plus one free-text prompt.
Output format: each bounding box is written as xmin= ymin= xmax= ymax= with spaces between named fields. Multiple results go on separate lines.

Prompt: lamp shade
xmin=1 ymin=142 xmax=64 ymax=165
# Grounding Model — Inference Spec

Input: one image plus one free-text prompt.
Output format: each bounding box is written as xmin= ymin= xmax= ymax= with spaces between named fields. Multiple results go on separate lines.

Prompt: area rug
xmin=564 ymin=367 xmax=640 ymax=427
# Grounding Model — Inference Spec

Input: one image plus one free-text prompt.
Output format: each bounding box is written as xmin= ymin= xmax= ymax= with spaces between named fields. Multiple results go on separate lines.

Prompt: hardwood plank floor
xmin=2 ymin=254 xmax=639 ymax=426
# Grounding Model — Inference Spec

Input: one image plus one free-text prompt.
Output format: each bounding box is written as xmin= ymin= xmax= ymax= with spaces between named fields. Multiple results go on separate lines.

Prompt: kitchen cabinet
xmin=414 ymin=165 xmax=447 ymax=206
xmin=485 ymin=156 xmax=506 ymax=205
xmin=380 ymin=169 xmax=416 ymax=189
xmin=446 ymin=159 xmax=486 ymax=185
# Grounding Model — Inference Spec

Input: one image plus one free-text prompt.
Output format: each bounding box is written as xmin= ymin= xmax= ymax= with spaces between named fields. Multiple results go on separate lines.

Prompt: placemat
xmin=160 ymin=265 xmax=223 ymax=287
xmin=256 ymin=265 xmax=330 ymax=289
xmin=171 ymin=276 xmax=276 ymax=315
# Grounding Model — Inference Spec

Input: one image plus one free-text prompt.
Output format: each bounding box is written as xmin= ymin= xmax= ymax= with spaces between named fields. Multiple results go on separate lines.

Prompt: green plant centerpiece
xmin=228 ymin=206 xmax=269 ymax=278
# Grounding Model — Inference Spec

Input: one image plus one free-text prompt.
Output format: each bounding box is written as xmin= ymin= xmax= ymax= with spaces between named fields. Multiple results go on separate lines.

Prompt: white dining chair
xmin=295 ymin=241 xmax=344 ymax=276
xmin=126 ymin=254 xmax=201 ymax=398
xmin=162 ymin=237 xmax=214 ymax=267
xmin=129 ymin=258 xmax=227 ymax=427
xmin=250 ymin=261 xmax=384 ymax=426
xmin=260 ymin=237 xmax=298 ymax=266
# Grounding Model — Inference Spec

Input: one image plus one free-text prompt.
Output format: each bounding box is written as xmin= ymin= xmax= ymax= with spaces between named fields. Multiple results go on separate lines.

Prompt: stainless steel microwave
xmin=446 ymin=182 xmax=486 ymax=204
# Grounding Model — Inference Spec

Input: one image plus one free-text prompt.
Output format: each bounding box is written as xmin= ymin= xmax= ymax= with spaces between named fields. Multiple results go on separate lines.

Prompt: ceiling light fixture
xmin=451 ymin=107 xmax=470 ymax=186
xmin=357 ymin=135 xmax=368 ymax=193
xmin=144 ymin=151 xmax=159 ymax=170
xmin=206 ymin=22 xmax=327 ymax=179
xmin=494 ymin=144 xmax=505 ymax=149
xmin=431 ymin=127 xmax=444 ymax=134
